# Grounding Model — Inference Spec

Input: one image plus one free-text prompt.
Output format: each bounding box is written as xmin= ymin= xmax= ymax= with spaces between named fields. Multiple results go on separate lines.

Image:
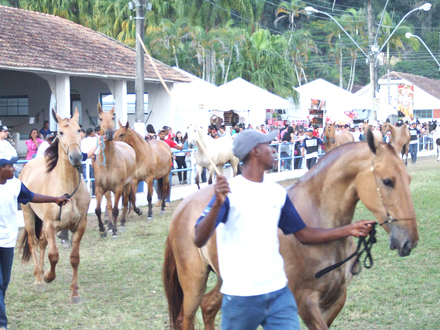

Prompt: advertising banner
xmin=397 ymin=85 xmax=414 ymax=119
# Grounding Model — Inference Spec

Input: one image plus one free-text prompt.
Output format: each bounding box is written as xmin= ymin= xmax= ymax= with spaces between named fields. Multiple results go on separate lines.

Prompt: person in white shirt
xmin=194 ymin=129 xmax=374 ymax=330
xmin=0 ymin=127 xmax=16 ymax=158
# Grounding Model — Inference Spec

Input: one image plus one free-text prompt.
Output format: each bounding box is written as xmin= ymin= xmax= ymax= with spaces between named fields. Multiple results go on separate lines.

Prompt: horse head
xmin=186 ymin=124 xmax=199 ymax=149
xmin=98 ymin=103 xmax=115 ymax=141
xmin=51 ymin=108 xmax=83 ymax=168
xmin=358 ymin=128 xmax=418 ymax=256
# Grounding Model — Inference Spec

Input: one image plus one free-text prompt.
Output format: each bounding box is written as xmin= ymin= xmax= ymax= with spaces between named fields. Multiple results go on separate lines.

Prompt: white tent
xmin=214 ymin=78 xmax=289 ymax=126
xmin=293 ymin=79 xmax=359 ymax=122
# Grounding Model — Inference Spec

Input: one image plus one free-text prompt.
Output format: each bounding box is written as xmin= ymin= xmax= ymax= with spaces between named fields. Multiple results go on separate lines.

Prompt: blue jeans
xmin=0 ymin=247 xmax=14 ymax=329
xmin=166 ymin=166 xmax=173 ymax=203
xmin=409 ymin=143 xmax=418 ymax=164
xmin=221 ymin=286 xmax=300 ymax=330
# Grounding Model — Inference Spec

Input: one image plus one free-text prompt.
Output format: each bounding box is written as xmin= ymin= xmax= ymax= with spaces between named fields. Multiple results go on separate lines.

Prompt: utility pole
xmin=133 ymin=0 xmax=146 ymax=137
xmin=367 ymin=0 xmax=377 ymax=119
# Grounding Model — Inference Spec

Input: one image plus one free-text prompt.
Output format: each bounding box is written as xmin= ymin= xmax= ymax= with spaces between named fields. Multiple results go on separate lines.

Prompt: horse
xmin=323 ymin=123 xmax=354 ymax=152
xmin=428 ymin=120 xmax=440 ymax=161
xmin=186 ymin=125 xmax=239 ymax=189
xmin=114 ymin=121 xmax=172 ymax=219
xmin=163 ymin=128 xmax=418 ymax=330
xmin=382 ymin=122 xmax=410 ymax=165
xmin=93 ymin=104 xmax=136 ymax=237
xmin=19 ymin=109 xmax=90 ymax=303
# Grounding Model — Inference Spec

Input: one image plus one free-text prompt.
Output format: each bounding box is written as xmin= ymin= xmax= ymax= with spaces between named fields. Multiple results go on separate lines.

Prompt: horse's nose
xmin=106 ymin=129 xmax=114 ymax=141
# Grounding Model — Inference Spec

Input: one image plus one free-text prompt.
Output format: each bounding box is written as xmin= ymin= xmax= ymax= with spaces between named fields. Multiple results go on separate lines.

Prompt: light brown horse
xmin=19 ymin=109 xmax=90 ymax=303
xmin=163 ymin=129 xmax=418 ymax=329
xmin=93 ymin=104 xmax=136 ymax=237
xmin=114 ymin=121 xmax=172 ymax=219
xmin=323 ymin=123 xmax=354 ymax=152
xmin=382 ymin=122 xmax=411 ymax=165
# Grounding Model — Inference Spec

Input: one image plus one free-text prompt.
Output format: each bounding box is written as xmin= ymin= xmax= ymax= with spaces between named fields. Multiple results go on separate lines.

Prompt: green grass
xmin=8 ymin=156 xmax=440 ymax=329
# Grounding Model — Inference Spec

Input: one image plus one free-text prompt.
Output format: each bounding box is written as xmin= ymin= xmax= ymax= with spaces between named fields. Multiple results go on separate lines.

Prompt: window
xmin=100 ymin=93 xmax=148 ymax=114
xmin=0 ymin=96 xmax=29 ymax=116
xmin=414 ymin=109 xmax=432 ymax=119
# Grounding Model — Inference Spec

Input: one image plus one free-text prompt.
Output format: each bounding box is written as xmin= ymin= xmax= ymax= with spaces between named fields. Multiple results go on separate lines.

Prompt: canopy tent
xmin=213 ymin=78 xmax=289 ymax=126
xmin=293 ymin=79 xmax=359 ymax=123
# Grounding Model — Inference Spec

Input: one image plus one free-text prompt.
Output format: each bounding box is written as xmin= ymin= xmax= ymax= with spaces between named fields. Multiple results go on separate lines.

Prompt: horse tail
xmin=20 ymin=214 xmax=43 ymax=263
xmin=163 ymin=236 xmax=183 ymax=329
xmin=156 ymin=176 xmax=170 ymax=202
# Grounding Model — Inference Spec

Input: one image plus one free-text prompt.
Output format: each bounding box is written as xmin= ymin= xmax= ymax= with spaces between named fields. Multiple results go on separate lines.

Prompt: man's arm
xmin=194 ymin=175 xmax=230 ymax=248
xmin=31 ymin=193 xmax=70 ymax=205
xmin=294 ymin=221 xmax=375 ymax=244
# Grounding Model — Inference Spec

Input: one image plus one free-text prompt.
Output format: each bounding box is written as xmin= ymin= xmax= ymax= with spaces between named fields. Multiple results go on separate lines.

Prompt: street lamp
xmin=405 ymin=32 xmax=440 ymax=70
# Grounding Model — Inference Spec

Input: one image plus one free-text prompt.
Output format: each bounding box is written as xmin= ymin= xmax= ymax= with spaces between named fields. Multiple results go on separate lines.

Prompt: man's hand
xmin=55 ymin=195 xmax=71 ymax=206
xmin=349 ymin=220 xmax=376 ymax=237
xmin=213 ymin=175 xmax=230 ymax=206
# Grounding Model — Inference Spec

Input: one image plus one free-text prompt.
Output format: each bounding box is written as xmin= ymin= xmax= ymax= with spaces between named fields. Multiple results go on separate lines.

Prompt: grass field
xmin=7 ymin=156 xmax=440 ymax=329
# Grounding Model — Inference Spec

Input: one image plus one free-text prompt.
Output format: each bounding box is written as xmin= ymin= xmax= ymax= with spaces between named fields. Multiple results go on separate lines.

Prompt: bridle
xmin=315 ymin=157 xmax=416 ymax=279
xmin=53 ymin=133 xmax=82 ymax=221
xmin=370 ymin=159 xmax=417 ymax=226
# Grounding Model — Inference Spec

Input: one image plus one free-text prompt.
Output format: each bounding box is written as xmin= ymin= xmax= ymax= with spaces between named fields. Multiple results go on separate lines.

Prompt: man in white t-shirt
xmin=0 ymin=126 xmax=16 ymax=158
xmin=0 ymin=152 xmax=70 ymax=330
xmin=194 ymin=129 xmax=374 ymax=330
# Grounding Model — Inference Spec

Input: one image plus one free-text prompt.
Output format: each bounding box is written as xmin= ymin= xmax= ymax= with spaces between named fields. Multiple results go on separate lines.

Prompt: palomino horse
xmin=323 ymin=123 xmax=354 ymax=152
xmin=428 ymin=120 xmax=440 ymax=161
xmin=19 ymin=109 xmax=90 ymax=303
xmin=382 ymin=122 xmax=410 ymax=165
xmin=114 ymin=121 xmax=172 ymax=219
xmin=186 ymin=125 xmax=239 ymax=189
xmin=163 ymin=129 xmax=418 ymax=329
xmin=94 ymin=104 xmax=136 ymax=237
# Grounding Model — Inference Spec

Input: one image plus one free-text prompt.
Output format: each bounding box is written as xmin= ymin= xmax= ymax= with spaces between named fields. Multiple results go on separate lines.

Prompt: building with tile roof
xmin=0 ymin=5 xmax=192 ymax=155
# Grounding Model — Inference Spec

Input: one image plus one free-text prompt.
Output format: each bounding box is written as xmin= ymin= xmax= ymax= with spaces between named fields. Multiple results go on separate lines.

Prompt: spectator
xmin=36 ymin=134 xmax=55 ymax=158
xmin=281 ymin=126 xmax=294 ymax=170
xmin=146 ymin=124 xmax=157 ymax=141
xmin=409 ymin=122 xmax=420 ymax=164
xmin=0 ymin=126 xmax=16 ymax=158
xmin=260 ymin=124 xmax=267 ymax=134
xmin=0 ymin=152 xmax=70 ymax=330
xmin=173 ymin=131 xmax=187 ymax=185
xmin=25 ymin=129 xmax=44 ymax=160
xmin=39 ymin=120 xmax=52 ymax=138
xmin=302 ymin=127 xmax=323 ymax=170
xmin=80 ymin=128 xmax=86 ymax=140
xmin=80 ymin=128 xmax=97 ymax=195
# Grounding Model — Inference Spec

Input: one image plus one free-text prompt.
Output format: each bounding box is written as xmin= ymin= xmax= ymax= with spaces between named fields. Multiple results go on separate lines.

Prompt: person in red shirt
xmin=159 ymin=129 xmax=183 ymax=206
xmin=312 ymin=125 xmax=319 ymax=138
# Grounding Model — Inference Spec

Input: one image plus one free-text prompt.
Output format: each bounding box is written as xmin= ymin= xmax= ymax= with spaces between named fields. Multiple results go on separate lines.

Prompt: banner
xmin=397 ymin=85 xmax=414 ymax=119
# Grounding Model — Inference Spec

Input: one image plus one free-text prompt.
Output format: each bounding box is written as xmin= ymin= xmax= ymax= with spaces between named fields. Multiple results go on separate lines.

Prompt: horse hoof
xmin=43 ymin=270 xmax=55 ymax=284
xmin=160 ymin=210 xmax=165 ymax=215
xmin=111 ymin=234 xmax=118 ymax=239
xmin=147 ymin=216 xmax=153 ymax=221
xmin=104 ymin=219 xmax=109 ymax=225
xmin=34 ymin=282 xmax=46 ymax=292
xmin=134 ymin=207 xmax=143 ymax=215
xmin=100 ymin=231 xmax=107 ymax=238
xmin=70 ymin=296 xmax=81 ymax=304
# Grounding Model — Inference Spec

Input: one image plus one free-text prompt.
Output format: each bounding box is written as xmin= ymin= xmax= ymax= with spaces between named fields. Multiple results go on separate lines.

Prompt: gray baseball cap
xmin=233 ymin=129 xmax=278 ymax=160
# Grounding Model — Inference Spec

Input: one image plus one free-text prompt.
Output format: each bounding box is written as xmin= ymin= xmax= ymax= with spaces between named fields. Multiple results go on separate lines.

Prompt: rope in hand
xmin=96 ymin=136 xmax=106 ymax=166
xmin=315 ymin=223 xmax=378 ymax=279
xmin=57 ymin=166 xmax=82 ymax=221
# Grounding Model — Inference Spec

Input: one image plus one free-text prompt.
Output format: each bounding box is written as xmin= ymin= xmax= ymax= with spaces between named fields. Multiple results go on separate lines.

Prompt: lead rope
xmin=315 ymin=223 xmax=377 ymax=279
xmin=96 ymin=136 xmax=106 ymax=166
xmin=57 ymin=166 xmax=82 ymax=221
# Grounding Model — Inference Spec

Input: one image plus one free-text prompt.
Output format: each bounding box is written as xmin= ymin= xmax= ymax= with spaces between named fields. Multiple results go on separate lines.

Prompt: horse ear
xmin=392 ymin=125 xmax=410 ymax=155
xmin=97 ymin=103 xmax=103 ymax=114
xmin=125 ymin=121 xmax=129 ymax=129
xmin=72 ymin=108 xmax=79 ymax=121
xmin=109 ymin=107 xmax=115 ymax=116
xmin=366 ymin=128 xmax=384 ymax=155
xmin=118 ymin=120 xmax=123 ymax=128
xmin=51 ymin=108 xmax=61 ymax=124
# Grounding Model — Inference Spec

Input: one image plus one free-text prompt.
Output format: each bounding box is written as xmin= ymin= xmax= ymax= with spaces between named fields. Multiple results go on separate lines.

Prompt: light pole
xmin=405 ymin=32 xmax=440 ymax=70
xmin=305 ymin=3 xmax=431 ymax=120
xmin=133 ymin=0 xmax=146 ymax=137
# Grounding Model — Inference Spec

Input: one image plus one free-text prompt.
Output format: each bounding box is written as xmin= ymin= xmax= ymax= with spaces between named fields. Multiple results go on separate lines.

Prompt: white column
xmin=103 ymin=79 xmax=128 ymax=127
xmin=55 ymin=75 xmax=71 ymax=119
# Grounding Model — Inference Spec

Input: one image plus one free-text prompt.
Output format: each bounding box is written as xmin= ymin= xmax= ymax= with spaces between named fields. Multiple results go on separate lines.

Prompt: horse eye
xmin=78 ymin=129 xmax=81 ymax=133
xmin=60 ymin=131 xmax=64 ymax=136
xmin=382 ymin=179 xmax=394 ymax=188
xmin=99 ymin=118 xmax=102 ymax=121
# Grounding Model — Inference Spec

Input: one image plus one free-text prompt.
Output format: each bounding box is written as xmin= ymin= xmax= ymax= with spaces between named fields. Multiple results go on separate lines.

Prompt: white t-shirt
xmin=198 ymin=175 xmax=305 ymax=296
xmin=0 ymin=178 xmax=33 ymax=247
xmin=36 ymin=141 xmax=50 ymax=158
xmin=81 ymin=136 xmax=97 ymax=165
xmin=0 ymin=139 xmax=17 ymax=157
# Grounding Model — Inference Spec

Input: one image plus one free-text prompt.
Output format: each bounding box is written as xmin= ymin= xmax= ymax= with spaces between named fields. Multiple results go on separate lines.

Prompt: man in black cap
xmin=194 ymin=129 xmax=374 ymax=330
xmin=0 ymin=152 xmax=70 ymax=330
xmin=301 ymin=127 xmax=323 ymax=170
xmin=408 ymin=121 xmax=420 ymax=164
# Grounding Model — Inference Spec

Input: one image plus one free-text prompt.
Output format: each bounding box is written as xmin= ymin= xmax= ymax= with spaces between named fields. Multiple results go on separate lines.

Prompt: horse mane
xmin=45 ymin=138 xmax=59 ymax=173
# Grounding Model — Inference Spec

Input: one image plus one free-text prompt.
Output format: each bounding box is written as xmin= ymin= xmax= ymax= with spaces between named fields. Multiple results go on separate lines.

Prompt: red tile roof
xmin=0 ymin=5 xmax=192 ymax=83
xmin=383 ymin=71 xmax=440 ymax=100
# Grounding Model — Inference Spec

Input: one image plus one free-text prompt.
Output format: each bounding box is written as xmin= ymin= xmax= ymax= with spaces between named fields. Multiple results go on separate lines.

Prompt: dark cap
xmin=232 ymin=129 xmax=277 ymax=160
xmin=0 ymin=152 xmax=19 ymax=166
xmin=1 ymin=126 xmax=9 ymax=132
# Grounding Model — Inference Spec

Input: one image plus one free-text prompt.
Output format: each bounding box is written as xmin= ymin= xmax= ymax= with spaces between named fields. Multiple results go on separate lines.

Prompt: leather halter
xmin=370 ymin=160 xmax=417 ymax=226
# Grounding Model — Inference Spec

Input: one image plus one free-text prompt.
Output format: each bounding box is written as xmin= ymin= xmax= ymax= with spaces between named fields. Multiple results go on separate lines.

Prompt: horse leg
xmin=296 ymin=291 xmax=330 ymax=330
xmin=324 ymin=289 xmax=347 ymax=327
xmin=200 ymin=277 xmax=223 ymax=330
xmin=119 ymin=183 xmax=131 ymax=227
xmin=195 ymin=165 xmax=202 ymax=190
xmin=147 ymin=177 xmax=154 ymax=220
xmin=69 ymin=216 xmax=87 ymax=304
xmin=104 ymin=191 xmax=112 ymax=224
xmin=42 ymin=220 xmax=60 ymax=284
xmin=131 ymin=179 xmax=142 ymax=216
xmin=94 ymin=188 xmax=107 ymax=238
xmin=110 ymin=189 xmax=123 ymax=237
xmin=161 ymin=175 xmax=170 ymax=214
